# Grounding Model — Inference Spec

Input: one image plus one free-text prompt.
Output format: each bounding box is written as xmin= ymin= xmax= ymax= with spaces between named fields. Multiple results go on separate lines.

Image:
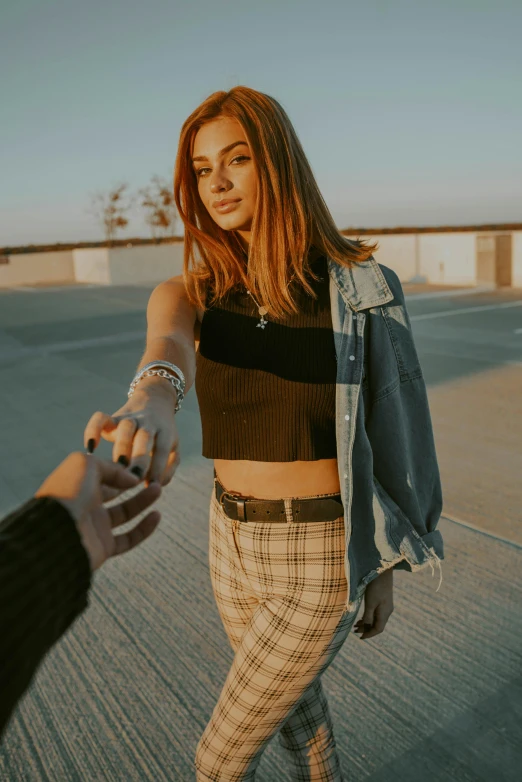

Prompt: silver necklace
xmin=245 ymin=288 xmax=269 ymax=329
xmin=245 ymin=272 xmax=298 ymax=329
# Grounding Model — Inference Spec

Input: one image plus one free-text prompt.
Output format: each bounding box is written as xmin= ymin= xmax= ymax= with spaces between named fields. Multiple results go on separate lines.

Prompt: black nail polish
xmin=130 ymin=465 xmax=143 ymax=479
xmin=117 ymin=455 xmax=129 ymax=467
xmin=86 ymin=438 xmax=95 ymax=454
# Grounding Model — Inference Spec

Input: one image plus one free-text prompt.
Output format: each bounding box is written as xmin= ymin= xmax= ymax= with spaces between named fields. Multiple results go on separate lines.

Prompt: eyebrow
xmin=192 ymin=140 xmax=249 ymax=163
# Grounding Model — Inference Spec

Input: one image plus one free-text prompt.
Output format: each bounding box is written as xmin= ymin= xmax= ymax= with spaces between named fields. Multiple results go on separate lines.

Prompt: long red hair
xmin=174 ymin=86 xmax=378 ymax=318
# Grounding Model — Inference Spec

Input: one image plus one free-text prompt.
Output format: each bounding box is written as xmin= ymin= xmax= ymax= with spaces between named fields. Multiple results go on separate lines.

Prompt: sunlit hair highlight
xmin=174 ymin=85 xmax=378 ymax=318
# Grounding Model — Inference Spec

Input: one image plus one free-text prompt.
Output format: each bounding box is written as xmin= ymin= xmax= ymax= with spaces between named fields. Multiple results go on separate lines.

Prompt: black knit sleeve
xmin=0 ymin=496 xmax=92 ymax=736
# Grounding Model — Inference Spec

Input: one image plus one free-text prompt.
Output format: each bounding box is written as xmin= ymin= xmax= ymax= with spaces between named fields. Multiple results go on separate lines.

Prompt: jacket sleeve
xmin=0 ymin=496 xmax=92 ymax=736
xmin=363 ymin=264 xmax=444 ymax=571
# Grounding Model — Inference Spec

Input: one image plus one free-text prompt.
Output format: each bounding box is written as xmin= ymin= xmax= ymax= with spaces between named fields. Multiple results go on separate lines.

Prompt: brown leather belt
xmin=214 ymin=476 xmax=344 ymax=523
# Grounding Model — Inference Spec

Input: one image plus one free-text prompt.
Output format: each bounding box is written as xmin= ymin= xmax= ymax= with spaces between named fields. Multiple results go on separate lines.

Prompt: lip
xmin=213 ymin=198 xmax=241 ymax=212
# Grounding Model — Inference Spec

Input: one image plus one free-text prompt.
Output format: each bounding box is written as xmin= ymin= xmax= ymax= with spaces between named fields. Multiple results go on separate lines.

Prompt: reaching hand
xmin=35 ymin=452 xmax=162 ymax=571
xmin=83 ymin=386 xmax=180 ymax=486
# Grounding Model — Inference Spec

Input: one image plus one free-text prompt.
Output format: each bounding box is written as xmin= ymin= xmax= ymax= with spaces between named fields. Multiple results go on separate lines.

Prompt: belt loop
xmin=236 ymin=498 xmax=246 ymax=522
xmin=283 ymin=498 xmax=293 ymax=523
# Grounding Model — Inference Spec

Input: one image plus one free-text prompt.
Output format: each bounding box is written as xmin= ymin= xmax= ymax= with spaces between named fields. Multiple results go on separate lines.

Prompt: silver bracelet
xmin=135 ymin=361 xmax=186 ymax=393
xmin=128 ymin=369 xmax=184 ymax=413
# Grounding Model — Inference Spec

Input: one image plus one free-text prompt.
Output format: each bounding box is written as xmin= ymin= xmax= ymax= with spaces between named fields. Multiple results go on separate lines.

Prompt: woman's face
xmin=192 ymin=117 xmax=258 ymax=244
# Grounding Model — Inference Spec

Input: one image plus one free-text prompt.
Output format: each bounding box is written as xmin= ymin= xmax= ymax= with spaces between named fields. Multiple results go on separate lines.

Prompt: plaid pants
xmin=195 ymin=487 xmax=365 ymax=782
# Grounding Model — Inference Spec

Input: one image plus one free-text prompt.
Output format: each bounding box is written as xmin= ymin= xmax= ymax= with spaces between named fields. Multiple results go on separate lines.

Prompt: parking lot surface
xmin=0 ymin=280 xmax=520 ymax=781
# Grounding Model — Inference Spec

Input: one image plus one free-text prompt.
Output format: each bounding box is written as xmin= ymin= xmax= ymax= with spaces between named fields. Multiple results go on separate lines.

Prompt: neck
xmin=236 ymin=229 xmax=250 ymax=251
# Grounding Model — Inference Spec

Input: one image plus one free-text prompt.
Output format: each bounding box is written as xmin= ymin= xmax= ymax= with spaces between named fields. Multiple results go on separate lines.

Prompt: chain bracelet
xmin=136 ymin=361 xmax=186 ymax=394
xmin=128 ymin=369 xmax=184 ymax=413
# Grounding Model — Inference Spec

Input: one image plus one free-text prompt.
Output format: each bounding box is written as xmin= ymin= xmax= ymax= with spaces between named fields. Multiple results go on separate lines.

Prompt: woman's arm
xmin=364 ymin=266 xmax=444 ymax=561
xmin=84 ymin=274 xmax=200 ymax=485
xmin=136 ymin=274 xmax=198 ymax=398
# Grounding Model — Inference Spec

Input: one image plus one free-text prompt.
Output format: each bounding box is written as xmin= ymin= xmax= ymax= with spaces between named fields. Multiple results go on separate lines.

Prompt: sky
xmin=1 ymin=0 xmax=521 ymax=246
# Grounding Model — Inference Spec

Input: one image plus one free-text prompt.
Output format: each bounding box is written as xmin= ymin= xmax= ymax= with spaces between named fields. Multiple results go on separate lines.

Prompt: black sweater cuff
xmin=0 ymin=495 xmax=92 ymax=734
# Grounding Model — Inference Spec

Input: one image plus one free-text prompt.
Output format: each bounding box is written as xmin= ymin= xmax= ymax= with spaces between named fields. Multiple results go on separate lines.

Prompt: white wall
xmin=361 ymin=234 xmax=417 ymax=281
xmin=0 ymin=250 xmax=75 ymax=287
xmin=4 ymin=234 xmax=522 ymax=289
xmin=366 ymin=232 xmax=476 ymax=284
xmin=418 ymin=232 xmax=477 ymax=285
xmin=108 ymin=243 xmax=184 ymax=285
xmin=73 ymin=248 xmax=110 ymax=284
xmin=73 ymin=243 xmax=185 ymax=285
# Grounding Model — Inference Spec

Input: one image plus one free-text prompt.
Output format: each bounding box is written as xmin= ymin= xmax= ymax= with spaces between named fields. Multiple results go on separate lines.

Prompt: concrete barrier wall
xmin=0 ymin=250 xmax=75 ymax=287
xmin=366 ymin=232 xmax=478 ymax=284
xmin=512 ymin=231 xmax=522 ymax=287
xmin=108 ymin=243 xmax=184 ymax=285
xmin=418 ymin=232 xmax=477 ymax=285
xmin=73 ymin=244 xmax=185 ymax=285
xmin=73 ymin=249 xmax=110 ymax=284
xmin=361 ymin=235 xmax=417 ymax=281
xmin=4 ymin=233 xmax=522 ymax=289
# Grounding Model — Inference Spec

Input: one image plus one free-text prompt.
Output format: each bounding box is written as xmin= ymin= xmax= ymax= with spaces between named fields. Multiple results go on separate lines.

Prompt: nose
xmin=209 ymin=169 xmax=232 ymax=194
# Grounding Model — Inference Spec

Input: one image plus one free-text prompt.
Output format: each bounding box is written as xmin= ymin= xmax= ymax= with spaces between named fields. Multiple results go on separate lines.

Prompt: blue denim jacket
xmin=328 ymin=255 xmax=444 ymax=611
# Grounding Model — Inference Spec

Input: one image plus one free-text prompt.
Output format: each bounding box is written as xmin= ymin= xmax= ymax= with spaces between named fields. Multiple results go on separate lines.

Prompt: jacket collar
xmin=327 ymin=254 xmax=394 ymax=311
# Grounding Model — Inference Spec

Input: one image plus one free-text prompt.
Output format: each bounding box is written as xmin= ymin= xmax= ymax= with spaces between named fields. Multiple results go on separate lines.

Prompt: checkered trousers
xmin=195 ymin=487 xmax=365 ymax=782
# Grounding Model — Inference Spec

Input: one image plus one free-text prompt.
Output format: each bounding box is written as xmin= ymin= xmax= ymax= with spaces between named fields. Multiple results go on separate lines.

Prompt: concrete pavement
xmin=0 ymin=281 xmax=521 ymax=781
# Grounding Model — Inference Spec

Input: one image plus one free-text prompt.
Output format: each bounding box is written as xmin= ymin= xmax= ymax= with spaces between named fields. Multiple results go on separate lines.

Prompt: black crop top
xmin=195 ymin=254 xmax=337 ymax=461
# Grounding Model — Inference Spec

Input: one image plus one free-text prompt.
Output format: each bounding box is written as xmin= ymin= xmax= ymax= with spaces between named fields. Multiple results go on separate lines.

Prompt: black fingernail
xmin=130 ymin=465 xmax=143 ymax=478
xmin=86 ymin=438 xmax=95 ymax=454
xmin=117 ymin=455 xmax=129 ymax=467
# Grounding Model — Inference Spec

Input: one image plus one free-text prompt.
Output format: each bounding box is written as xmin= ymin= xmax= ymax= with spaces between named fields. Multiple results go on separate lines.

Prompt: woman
xmin=84 ymin=86 xmax=444 ymax=781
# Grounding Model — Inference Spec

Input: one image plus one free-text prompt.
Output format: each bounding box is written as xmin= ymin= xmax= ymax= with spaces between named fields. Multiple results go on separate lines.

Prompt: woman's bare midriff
xmin=213 ymin=458 xmax=341 ymax=499
xmin=195 ymin=310 xmax=340 ymax=500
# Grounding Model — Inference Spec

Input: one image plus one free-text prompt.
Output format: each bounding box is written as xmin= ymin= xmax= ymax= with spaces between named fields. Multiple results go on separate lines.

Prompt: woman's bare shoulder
xmin=155 ymin=274 xmax=206 ymax=323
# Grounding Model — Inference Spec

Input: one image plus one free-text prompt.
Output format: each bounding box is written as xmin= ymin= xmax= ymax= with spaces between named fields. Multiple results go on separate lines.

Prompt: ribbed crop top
xmin=194 ymin=254 xmax=338 ymax=461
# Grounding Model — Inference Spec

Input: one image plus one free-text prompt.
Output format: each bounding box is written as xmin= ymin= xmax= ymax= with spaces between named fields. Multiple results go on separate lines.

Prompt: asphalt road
xmin=0 ymin=280 xmax=521 ymax=781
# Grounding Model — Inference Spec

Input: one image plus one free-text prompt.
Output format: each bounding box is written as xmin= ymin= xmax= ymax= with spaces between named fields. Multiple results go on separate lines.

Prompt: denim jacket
xmin=328 ymin=255 xmax=444 ymax=611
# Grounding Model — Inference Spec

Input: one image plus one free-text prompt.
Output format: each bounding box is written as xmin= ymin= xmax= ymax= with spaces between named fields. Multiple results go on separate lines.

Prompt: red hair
xmin=174 ymin=86 xmax=378 ymax=318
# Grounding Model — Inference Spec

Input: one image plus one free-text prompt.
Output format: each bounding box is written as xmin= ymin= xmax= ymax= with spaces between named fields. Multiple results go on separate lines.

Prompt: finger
xmin=160 ymin=449 xmax=181 ymax=486
xmin=355 ymin=608 xmax=376 ymax=637
xmin=148 ymin=430 xmax=176 ymax=484
xmin=101 ymin=484 xmax=121 ymax=502
xmin=112 ymin=417 xmax=138 ymax=465
xmin=361 ymin=607 xmax=388 ymax=639
xmin=112 ymin=510 xmax=161 ymax=557
xmin=108 ymin=482 xmax=162 ymax=529
xmin=96 ymin=459 xmax=140 ymax=491
xmin=84 ymin=411 xmax=119 ymax=450
xmin=129 ymin=427 xmax=157 ymax=480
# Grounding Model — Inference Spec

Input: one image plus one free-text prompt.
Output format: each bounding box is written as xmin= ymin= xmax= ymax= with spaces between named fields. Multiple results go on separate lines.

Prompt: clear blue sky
xmin=1 ymin=0 xmax=521 ymax=245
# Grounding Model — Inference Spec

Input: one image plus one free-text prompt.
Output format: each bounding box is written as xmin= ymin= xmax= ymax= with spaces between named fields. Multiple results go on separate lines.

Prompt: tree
xmin=87 ymin=183 xmax=133 ymax=245
xmin=138 ymin=175 xmax=179 ymax=240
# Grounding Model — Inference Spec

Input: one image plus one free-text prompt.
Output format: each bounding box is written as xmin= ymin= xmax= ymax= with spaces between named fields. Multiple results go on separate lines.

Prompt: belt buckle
xmin=218 ymin=489 xmax=242 ymax=511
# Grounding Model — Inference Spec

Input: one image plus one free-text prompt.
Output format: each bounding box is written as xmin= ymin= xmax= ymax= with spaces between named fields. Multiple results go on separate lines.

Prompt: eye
xmin=195 ymin=155 xmax=250 ymax=178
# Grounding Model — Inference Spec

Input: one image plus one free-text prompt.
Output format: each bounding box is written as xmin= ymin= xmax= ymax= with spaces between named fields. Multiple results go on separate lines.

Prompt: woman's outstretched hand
xmin=353 ymin=569 xmax=394 ymax=640
xmin=35 ymin=452 xmax=162 ymax=571
xmin=83 ymin=383 xmax=181 ymax=486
